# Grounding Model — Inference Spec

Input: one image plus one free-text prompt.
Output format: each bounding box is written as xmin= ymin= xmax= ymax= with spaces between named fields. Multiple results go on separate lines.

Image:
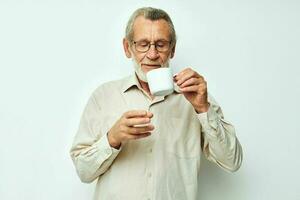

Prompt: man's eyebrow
xmin=134 ymin=38 xmax=149 ymax=42
xmin=135 ymin=38 xmax=169 ymax=42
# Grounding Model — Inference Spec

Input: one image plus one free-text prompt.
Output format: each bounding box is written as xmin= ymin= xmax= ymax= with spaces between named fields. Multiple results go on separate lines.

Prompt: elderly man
xmin=70 ymin=7 xmax=243 ymax=200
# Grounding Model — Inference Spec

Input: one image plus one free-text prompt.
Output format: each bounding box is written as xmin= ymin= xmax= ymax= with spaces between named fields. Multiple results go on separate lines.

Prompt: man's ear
xmin=170 ymin=43 xmax=176 ymax=59
xmin=123 ymin=38 xmax=132 ymax=58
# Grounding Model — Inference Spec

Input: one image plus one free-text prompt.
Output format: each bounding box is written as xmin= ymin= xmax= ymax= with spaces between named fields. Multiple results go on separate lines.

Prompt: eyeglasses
xmin=133 ymin=40 xmax=171 ymax=53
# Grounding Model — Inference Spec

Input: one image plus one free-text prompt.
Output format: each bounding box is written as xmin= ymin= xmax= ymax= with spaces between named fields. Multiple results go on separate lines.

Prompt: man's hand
xmin=174 ymin=67 xmax=210 ymax=113
xmin=107 ymin=110 xmax=154 ymax=149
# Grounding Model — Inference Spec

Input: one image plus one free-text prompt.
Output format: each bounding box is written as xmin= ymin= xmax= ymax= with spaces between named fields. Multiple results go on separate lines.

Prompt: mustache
xmin=142 ymin=63 xmax=161 ymax=66
xmin=142 ymin=63 xmax=169 ymax=67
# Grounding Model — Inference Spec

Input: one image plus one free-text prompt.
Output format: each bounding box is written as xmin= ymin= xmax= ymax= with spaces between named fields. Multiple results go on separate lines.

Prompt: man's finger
xmin=180 ymin=85 xmax=199 ymax=92
xmin=176 ymin=71 xmax=195 ymax=86
xmin=176 ymin=67 xmax=191 ymax=77
xmin=128 ymin=125 xmax=155 ymax=134
xmin=125 ymin=117 xmax=151 ymax=126
xmin=125 ymin=110 xmax=152 ymax=118
xmin=180 ymin=77 xmax=201 ymax=88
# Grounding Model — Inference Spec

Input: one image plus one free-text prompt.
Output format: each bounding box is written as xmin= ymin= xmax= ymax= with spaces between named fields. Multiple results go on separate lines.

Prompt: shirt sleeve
xmin=70 ymin=92 xmax=121 ymax=183
xmin=197 ymin=94 xmax=243 ymax=172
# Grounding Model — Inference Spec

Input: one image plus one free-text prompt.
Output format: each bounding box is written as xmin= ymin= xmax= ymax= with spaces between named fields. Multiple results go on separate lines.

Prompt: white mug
xmin=146 ymin=67 xmax=174 ymax=96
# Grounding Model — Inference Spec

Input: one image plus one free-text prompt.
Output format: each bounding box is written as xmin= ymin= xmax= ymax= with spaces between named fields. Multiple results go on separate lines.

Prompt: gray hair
xmin=125 ymin=7 xmax=177 ymax=46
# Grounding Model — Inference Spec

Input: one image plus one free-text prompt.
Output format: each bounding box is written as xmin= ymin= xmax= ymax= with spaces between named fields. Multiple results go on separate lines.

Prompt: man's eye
xmin=156 ymin=41 xmax=167 ymax=47
xmin=157 ymin=43 xmax=165 ymax=47
xmin=138 ymin=42 xmax=149 ymax=47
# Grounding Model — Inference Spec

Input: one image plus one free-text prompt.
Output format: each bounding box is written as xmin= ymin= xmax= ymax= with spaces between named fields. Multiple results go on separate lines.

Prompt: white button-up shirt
xmin=70 ymin=73 xmax=243 ymax=200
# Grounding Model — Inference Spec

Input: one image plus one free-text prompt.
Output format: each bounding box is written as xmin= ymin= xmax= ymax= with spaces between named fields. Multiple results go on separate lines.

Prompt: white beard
xmin=132 ymin=59 xmax=148 ymax=82
xmin=132 ymin=57 xmax=170 ymax=83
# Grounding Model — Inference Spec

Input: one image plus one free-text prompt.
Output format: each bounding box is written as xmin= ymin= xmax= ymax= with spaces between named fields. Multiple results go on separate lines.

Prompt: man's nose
xmin=146 ymin=44 xmax=160 ymax=60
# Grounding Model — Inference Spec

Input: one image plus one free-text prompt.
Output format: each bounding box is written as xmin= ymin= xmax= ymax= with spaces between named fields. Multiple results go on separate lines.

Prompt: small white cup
xmin=146 ymin=68 xmax=174 ymax=96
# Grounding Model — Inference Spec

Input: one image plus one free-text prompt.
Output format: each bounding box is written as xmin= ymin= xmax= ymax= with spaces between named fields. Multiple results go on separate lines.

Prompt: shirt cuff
xmin=197 ymin=105 xmax=220 ymax=136
xmin=96 ymin=132 xmax=122 ymax=159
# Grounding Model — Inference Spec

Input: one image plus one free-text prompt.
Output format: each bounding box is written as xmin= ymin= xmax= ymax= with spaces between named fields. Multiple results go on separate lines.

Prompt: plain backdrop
xmin=0 ymin=0 xmax=299 ymax=199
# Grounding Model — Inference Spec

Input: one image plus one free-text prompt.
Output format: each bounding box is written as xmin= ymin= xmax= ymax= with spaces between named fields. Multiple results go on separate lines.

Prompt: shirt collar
xmin=121 ymin=73 xmax=142 ymax=93
xmin=122 ymin=73 xmax=181 ymax=94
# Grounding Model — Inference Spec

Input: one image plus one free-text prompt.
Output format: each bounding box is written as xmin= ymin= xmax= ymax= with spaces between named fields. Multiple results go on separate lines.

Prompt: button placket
xmin=145 ymin=105 xmax=157 ymax=200
xmin=145 ymin=135 xmax=154 ymax=200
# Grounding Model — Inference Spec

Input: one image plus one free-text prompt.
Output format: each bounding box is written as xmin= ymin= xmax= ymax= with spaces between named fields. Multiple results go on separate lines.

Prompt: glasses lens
xmin=135 ymin=41 xmax=149 ymax=52
xmin=156 ymin=41 xmax=170 ymax=52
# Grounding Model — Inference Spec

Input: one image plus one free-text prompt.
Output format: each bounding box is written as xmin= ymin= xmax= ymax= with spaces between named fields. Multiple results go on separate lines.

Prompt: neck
xmin=136 ymin=77 xmax=154 ymax=99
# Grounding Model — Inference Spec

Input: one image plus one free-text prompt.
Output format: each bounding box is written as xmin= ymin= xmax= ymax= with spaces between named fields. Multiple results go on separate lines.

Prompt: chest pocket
xmin=159 ymin=117 xmax=201 ymax=159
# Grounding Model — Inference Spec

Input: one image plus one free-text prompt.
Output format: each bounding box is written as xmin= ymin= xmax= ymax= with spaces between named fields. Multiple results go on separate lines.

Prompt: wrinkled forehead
xmin=132 ymin=16 xmax=171 ymax=41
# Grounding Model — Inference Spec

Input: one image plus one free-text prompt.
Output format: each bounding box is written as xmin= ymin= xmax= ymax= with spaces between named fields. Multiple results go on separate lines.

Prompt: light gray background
xmin=0 ymin=0 xmax=299 ymax=199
